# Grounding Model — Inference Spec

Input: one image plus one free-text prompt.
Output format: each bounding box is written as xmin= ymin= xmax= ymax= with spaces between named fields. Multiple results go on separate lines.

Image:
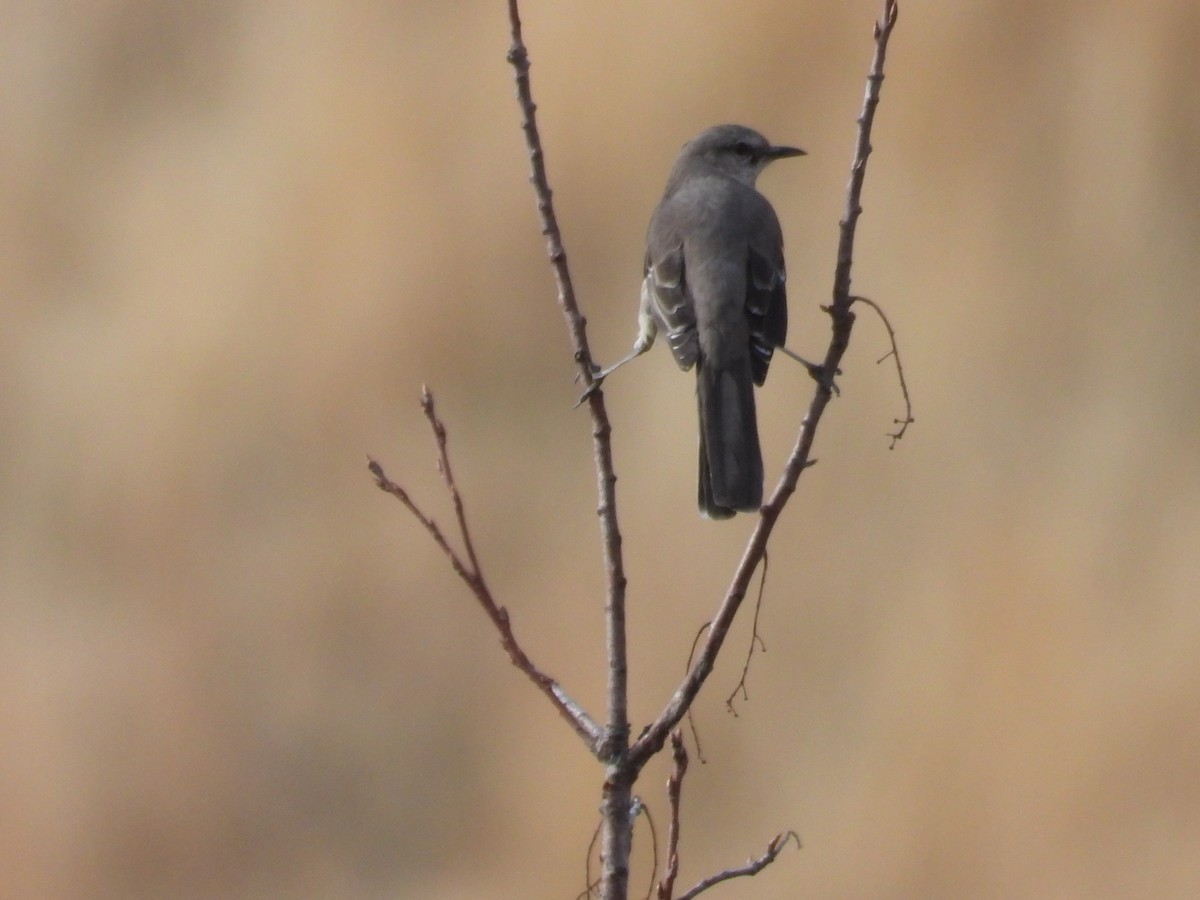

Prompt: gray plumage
xmin=638 ymin=125 xmax=803 ymax=518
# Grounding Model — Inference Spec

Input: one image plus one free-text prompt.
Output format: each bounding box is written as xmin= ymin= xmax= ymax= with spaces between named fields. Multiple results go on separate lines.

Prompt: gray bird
xmin=597 ymin=124 xmax=805 ymax=518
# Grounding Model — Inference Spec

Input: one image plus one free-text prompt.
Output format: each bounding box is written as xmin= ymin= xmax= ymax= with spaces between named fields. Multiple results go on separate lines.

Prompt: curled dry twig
xmin=852 ymin=294 xmax=914 ymax=447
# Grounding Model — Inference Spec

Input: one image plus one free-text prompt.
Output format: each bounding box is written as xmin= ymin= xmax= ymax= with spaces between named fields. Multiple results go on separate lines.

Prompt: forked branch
xmin=369 ymin=387 xmax=603 ymax=753
xmin=375 ymin=4 xmax=902 ymax=900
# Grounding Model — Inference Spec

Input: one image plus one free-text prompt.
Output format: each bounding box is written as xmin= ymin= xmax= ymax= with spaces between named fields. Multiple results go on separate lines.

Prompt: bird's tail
xmin=697 ymin=358 xmax=763 ymax=519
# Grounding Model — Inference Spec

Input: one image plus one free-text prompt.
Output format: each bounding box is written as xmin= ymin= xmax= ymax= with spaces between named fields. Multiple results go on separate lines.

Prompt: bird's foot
xmin=776 ymin=345 xmax=841 ymax=396
xmin=807 ymin=362 xmax=841 ymax=397
xmin=574 ymin=375 xmax=604 ymax=407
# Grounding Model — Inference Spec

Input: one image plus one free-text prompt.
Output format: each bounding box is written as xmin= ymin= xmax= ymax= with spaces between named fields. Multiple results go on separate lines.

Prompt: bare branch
xmin=834 ymin=0 xmax=899 ymax=313
xmin=630 ymin=0 xmax=900 ymax=771
xmin=505 ymin=0 xmax=629 ymax=760
xmin=369 ymin=390 xmax=603 ymax=753
xmin=655 ymin=732 xmax=689 ymax=899
xmin=852 ymin=295 xmax=914 ymax=447
xmin=419 ymin=385 xmax=483 ymax=575
xmin=676 ymin=831 xmax=801 ymax=900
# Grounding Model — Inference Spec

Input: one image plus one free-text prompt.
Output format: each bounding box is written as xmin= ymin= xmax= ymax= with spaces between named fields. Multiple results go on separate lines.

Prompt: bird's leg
xmin=576 ymin=297 xmax=659 ymax=404
xmin=776 ymin=345 xmax=841 ymax=396
xmin=575 ymin=335 xmax=652 ymax=405
xmin=594 ymin=333 xmax=654 ymax=380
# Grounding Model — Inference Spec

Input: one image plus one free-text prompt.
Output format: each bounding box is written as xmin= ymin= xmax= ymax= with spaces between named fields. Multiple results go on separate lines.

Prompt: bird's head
xmin=684 ymin=124 xmax=806 ymax=187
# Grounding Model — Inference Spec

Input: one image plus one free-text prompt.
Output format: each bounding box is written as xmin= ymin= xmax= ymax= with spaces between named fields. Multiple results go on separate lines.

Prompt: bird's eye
xmin=733 ymin=141 xmax=754 ymax=159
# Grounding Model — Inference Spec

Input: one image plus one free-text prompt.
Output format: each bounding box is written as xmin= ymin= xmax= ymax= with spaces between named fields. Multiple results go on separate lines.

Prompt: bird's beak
xmin=767 ymin=145 xmax=806 ymax=160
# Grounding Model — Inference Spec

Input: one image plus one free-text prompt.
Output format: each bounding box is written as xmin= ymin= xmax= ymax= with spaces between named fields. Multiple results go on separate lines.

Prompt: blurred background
xmin=3 ymin=1 xmax=1199 ymax=897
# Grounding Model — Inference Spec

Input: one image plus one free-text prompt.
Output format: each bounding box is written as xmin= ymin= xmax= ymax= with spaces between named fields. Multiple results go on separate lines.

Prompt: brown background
xmin=3 ymin=1 xmax=1199 ymax=897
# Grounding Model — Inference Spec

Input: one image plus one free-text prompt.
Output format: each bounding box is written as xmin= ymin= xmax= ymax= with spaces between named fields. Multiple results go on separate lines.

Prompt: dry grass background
xmin=3 ymin=1 xmax=1199 ymax=897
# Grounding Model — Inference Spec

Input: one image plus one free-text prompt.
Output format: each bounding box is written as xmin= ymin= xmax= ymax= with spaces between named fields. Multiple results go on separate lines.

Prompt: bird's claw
xmin=806 ymin=362 xmax=841 ymax=397
xmin=574 ymin=373 xmax=604 ymax=408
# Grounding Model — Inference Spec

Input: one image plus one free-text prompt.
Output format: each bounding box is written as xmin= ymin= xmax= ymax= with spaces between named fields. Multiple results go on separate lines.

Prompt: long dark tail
xmin=697 ymin=358 xmax=763 ymax=519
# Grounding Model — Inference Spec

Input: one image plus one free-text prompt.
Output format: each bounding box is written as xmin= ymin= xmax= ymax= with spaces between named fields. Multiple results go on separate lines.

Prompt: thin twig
xmin=726 ymin=550 xmax=770 ymax=714
xmin=369 ymin=390 xmax=603 ymax=753
xmin=630 ymin=0 xmax=900 ymax=771
xmin=655 ymin=732 xmax=689 ymax=899
xmin=581 ymin=817 xmax=603 ymax=900
xmin=421 ymin=387 xmax=483 ymax=574
xmin=852 ymin=294 xmax=914 ymax=447
xmin=640 ymin=801 xmax=659 ymax=900
xmin=682 ymin=624 xmax=709 ymax=765
xmin=676 ymin=831 xmax=801 ymax=900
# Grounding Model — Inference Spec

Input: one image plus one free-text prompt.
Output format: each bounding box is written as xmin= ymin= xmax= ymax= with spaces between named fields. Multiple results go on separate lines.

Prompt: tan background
xmin=3 ymin=1 xmax=1199 ymax=897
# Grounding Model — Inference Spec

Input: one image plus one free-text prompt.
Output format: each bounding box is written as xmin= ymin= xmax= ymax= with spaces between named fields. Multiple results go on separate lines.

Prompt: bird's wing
xmin=644 ymin=243 xmax=699 ymax=371
xmin=745 ymin=244 xmax=788 ymax=386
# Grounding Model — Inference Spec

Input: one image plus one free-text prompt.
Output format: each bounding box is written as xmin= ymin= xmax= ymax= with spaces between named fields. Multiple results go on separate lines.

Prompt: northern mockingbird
xmin=597 ymin=124 xmax=805 ymax=519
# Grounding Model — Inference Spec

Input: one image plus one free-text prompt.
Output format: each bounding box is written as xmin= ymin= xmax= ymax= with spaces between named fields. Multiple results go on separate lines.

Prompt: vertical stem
xmin=504 ymin=0 xmax=629 ymax=749
xmin=505 ymin=1 xmax=633 ymax=894
xmin=599 ymin=766 xmax=634 ymax=900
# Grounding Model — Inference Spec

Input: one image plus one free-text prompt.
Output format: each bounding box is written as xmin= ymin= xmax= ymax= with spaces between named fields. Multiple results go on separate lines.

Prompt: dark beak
xmin=767 ymin=144 xmax=806 ymax=160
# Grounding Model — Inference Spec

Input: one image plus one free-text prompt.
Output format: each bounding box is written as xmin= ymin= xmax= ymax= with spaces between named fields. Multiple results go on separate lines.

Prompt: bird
xmin=595 ymin=124 xmax=805 ymax=518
